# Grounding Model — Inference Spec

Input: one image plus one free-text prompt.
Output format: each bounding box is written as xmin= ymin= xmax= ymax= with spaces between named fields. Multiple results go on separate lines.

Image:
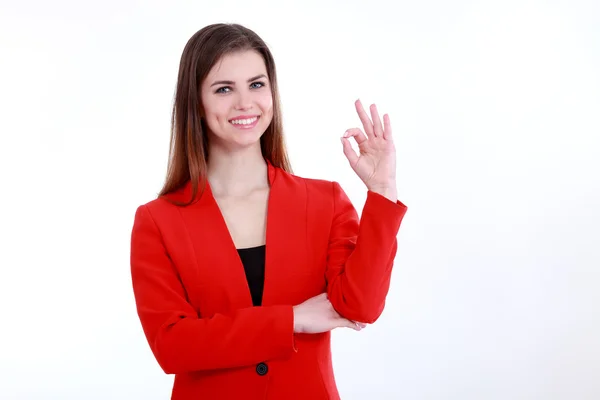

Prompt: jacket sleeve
xmin=325 ymin=182 xmax=407 ymax=324
xmin=130 ymin=204 xmax=296 ymax=375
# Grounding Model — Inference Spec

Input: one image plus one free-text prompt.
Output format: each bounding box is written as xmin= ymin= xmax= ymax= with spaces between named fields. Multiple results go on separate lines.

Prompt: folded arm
xmin=325 ymin=182 xmax=407 ymax=324
xmin=130 ymin=205 xmax=296 ymax=375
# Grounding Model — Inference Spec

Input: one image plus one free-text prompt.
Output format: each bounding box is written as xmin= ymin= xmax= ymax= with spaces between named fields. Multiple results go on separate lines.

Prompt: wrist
xmin=292 ymin=306 xmax=301 ymax=333
xmin=368 ymin=185 xmax=398 ymax=202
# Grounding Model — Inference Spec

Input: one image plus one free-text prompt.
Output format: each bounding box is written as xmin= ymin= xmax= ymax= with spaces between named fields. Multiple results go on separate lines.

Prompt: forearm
xmin=142 ymin=304 xmax=296 ymax=374
xmin=326 ymin=186 xmax=407 ymax=323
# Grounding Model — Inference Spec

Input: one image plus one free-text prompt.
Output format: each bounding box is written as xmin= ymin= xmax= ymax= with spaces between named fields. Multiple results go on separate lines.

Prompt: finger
xmin=383 ymin=113 xmax=393 ymax=141
xmin=343 ymin=128 xmax=367 ymax=145
xmin=370 ymin=104 xmax=384 ymax=138
xmin=340 ymin=137 xmax=359 ymax=166
xmin=350 ymin=319 xmax=367 ymax=329
xmin=339 ymin=318 xmax=361 ymax=331
xmin=355 ymin=99 xmax=375 ymax=138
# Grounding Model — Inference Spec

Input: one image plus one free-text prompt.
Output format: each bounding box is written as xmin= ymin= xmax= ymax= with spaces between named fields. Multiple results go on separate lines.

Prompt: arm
xmin=325 ymin=182 xmax=407 ymax=324
xmin=130 ymin=205 xmax=296 ymax=375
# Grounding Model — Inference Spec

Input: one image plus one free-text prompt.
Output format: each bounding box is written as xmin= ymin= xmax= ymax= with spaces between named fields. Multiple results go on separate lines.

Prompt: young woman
xmin=130 ymin=23 xmax=407 ymax=399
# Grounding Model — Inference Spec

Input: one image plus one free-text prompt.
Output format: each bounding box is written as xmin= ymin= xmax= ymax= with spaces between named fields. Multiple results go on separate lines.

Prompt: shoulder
xmin=275 ymin=168 xmax=353 ymax=212
xmin=276 ymin=167 xmax=339 ymax=197
xmin=133 ymin=185 xmax=188 ymax=225
xmin=139 ymin=196 xmax=173 ymax=213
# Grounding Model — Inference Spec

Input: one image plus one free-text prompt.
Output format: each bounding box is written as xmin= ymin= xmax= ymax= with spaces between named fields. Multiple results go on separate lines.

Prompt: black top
xmin=236 ymin=245 xmax=266 ymax=306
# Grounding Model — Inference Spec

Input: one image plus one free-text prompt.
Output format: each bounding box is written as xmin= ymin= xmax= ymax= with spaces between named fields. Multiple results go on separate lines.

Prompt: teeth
xmin=230 ymin=117 xmax=258 ymax=125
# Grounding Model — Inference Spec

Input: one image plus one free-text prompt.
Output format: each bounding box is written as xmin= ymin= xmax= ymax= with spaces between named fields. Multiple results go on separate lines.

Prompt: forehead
xmin=206 ymin=50 xmax=267 ymax=80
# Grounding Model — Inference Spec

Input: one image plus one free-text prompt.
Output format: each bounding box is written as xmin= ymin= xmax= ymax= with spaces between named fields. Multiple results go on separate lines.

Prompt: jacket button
xmin=256 ymin=362 xmax=268 ymax=376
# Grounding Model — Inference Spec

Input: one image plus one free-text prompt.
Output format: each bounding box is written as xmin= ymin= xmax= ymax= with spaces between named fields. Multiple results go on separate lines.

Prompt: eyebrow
xmin=210 ymin=74 xmax=267 ymax=87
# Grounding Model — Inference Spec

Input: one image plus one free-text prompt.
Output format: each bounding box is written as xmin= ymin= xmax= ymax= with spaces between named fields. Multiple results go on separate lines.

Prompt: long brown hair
xmin=158 ymin=23 xmax=293 ymax=206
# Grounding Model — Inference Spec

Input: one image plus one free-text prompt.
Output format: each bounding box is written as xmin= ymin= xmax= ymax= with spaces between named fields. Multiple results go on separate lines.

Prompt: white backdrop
xmin=1 ymin=0 xmax=599 ymax=399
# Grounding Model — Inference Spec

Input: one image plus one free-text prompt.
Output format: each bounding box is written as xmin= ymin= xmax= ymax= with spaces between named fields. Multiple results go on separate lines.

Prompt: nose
xmin=234 ymin=89 xmax=252 ymax=110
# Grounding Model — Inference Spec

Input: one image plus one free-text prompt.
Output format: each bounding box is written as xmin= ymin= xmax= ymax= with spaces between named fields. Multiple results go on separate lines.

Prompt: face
xmin=200 ymin=50 xmax=273 ymax=150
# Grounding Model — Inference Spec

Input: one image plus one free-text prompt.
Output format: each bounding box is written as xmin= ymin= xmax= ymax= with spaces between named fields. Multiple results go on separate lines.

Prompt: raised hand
xmin=341 ymin=100 xmax=397 ymax=201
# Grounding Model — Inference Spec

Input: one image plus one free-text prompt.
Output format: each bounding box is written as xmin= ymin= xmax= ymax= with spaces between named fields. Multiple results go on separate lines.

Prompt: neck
xmin=207 ymin=142 xmax=269 ymax=196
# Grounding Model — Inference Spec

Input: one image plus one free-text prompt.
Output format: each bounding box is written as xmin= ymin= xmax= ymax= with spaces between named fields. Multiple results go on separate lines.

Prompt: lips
xmin=229 ymin=115 xmax=260 ymax=129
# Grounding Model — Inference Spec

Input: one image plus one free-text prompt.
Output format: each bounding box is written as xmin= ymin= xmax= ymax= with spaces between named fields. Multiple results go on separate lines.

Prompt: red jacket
xmin=130 ymin=162 xmax=407 ymax=399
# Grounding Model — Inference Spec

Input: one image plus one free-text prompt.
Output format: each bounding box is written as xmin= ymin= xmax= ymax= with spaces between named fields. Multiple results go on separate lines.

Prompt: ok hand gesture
xmin=341 ymin=100 xmax=397 ymax=201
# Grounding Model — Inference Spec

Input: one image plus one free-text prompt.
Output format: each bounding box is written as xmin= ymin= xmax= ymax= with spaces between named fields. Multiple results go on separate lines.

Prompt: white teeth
xmin=230 ymin=117 xmax=258 ymax=125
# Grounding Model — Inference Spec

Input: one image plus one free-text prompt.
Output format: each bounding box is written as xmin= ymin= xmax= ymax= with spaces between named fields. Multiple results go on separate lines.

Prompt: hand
xmin=293 ymin=293 xmax=367 ymax=334
xmin=341 ymin=100 xmax=397 ymax=196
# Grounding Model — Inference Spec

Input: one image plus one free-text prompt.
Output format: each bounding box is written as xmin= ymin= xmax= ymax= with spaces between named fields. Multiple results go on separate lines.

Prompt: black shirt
xmin=236 ymin=245 xmax=266 ymax=306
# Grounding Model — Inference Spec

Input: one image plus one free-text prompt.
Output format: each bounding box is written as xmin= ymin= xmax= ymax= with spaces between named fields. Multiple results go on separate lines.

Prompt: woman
xmin=130 ymin=23 xmax=407 ymax=399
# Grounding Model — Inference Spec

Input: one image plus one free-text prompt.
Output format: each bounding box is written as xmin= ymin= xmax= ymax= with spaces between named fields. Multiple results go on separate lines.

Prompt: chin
xmin=228 ymin=127 xmax=266 ymax=146
xmin=234 ymin=134 xmax=264 ymax=148
xmin=218 ymin=130 xmax=261 ymax=148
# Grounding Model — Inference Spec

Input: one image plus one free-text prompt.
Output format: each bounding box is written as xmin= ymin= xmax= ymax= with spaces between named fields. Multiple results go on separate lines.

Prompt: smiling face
xmin=199 ymin=50 xmax=273 ymax=151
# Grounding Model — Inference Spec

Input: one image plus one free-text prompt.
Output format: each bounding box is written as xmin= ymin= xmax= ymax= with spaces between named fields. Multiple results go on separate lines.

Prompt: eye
xmin=251 ymin=81 xmax=266 ymax=89
xmin=215 ymin=86 xmax=231 ymax=94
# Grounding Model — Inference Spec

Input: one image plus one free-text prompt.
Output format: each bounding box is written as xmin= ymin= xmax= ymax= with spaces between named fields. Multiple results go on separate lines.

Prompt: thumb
xmin=340 ymin=137 xmax=359 ymax=166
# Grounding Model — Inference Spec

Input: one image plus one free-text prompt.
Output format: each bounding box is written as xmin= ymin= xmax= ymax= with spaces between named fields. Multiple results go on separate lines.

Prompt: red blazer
xmin=130 ymin=162 xmax=407 ymax=399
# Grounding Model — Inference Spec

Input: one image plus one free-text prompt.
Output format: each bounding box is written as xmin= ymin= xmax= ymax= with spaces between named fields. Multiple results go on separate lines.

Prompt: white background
xmin=1 ymin=0 xmax=599 ymax=399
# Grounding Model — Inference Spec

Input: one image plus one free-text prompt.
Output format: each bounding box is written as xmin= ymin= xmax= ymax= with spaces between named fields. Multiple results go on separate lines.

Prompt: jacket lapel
xmin=173 ymin=162 xmax=309 ymax=312
xmin=262 ymin=163 xmax=308 ymax=306
xmin=178 ymin=181 xmax=254 ymax=310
